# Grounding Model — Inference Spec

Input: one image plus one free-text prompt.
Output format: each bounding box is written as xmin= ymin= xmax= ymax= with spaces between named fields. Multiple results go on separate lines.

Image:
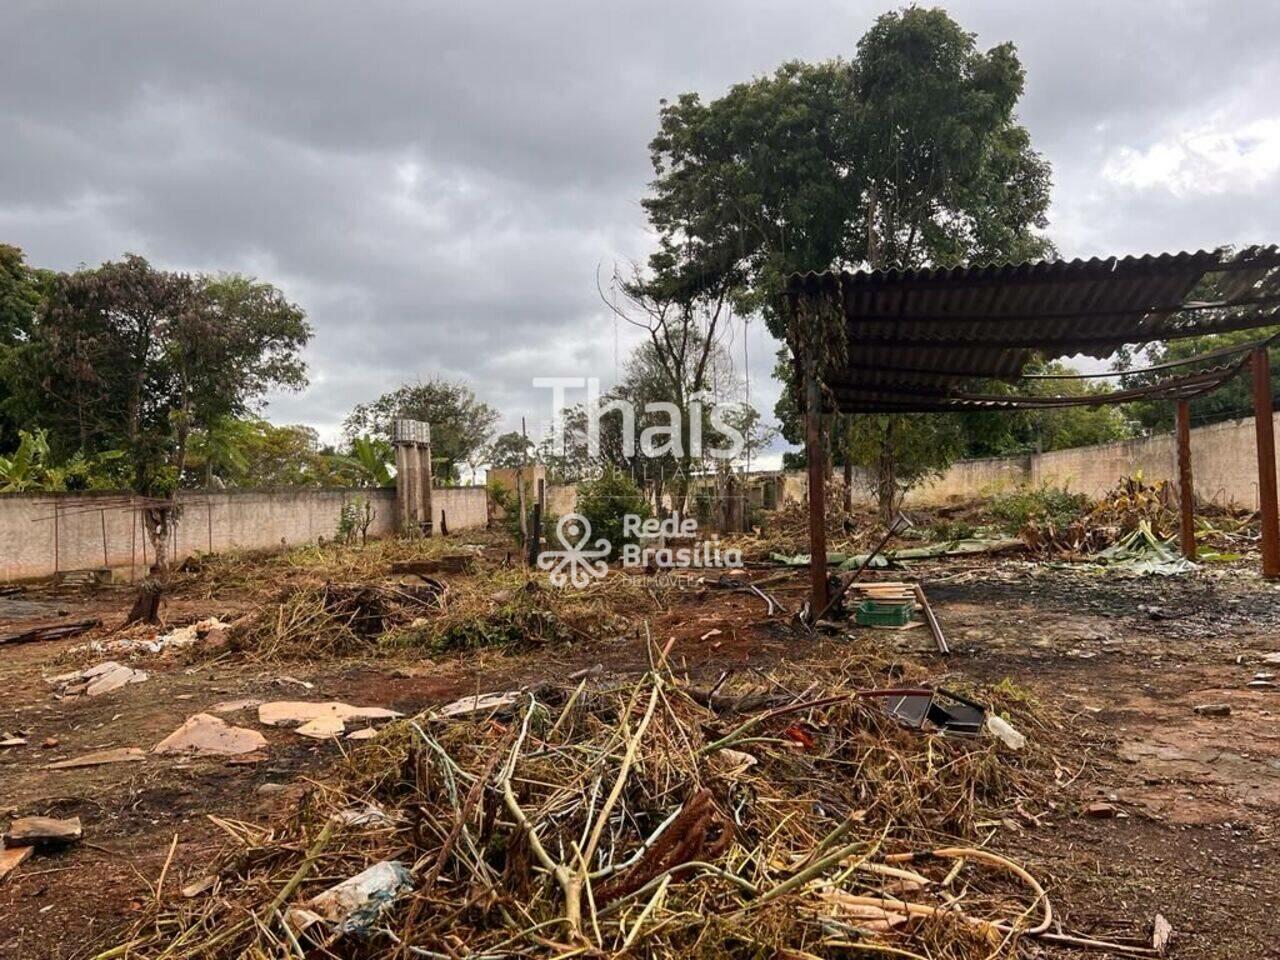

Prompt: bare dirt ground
xmin=1 ymin=548 xmax=1278 ymax=958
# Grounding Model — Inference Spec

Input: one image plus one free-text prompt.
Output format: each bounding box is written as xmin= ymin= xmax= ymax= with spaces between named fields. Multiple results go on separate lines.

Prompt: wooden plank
xmin=913 ymin=584 xmax=949 ymax=655
xmin=0 ymin=619 xmax=101 ymax=647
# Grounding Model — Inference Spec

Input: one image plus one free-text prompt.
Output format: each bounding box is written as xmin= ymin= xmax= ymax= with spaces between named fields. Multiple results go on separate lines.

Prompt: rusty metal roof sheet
xmin=787 ymin=246 xmax=1280 ymax=413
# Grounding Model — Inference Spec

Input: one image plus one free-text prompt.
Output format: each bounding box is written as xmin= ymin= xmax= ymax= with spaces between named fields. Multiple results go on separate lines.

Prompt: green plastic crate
xmin=855 ymin=599 xmax=914 ymax=627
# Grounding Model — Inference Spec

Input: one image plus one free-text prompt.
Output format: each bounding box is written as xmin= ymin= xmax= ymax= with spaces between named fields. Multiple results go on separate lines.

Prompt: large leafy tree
xmin=343 ymin=378 xmax=498 ymax=484
xmin=642 ymin=7 xmax=1055 ymax=511
xmin=488 ymin=430 xmax=533 ymax=470
xmin=0 ymin=244 xmax=54 ymax=450
xmin=1117 ymin=328 xmax=1280 ymax=432
xmin=15 ymin=255 xmax=311 ymax=574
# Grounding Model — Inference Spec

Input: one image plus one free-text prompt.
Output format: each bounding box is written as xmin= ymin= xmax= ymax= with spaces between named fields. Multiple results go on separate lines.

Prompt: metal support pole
xmin=1252 ymin=347 xmax=1280 ymax=578
xmin=805 ymin=367 xmax=829 ymax=615
xmin=1175 ymin=399 xmax=1196 ymax=560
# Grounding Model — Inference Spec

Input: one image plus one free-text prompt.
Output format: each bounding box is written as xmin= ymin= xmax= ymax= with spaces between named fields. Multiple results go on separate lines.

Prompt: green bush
xmin=487 ymin=477 xmax=558 ymax=545
xmin=929 ymin=518 xmax=976 ymax=541
xmin=574 ymin=469 xmax=651 ymax=559
xmin=989 ymin=484 xmax=1090 ymax=531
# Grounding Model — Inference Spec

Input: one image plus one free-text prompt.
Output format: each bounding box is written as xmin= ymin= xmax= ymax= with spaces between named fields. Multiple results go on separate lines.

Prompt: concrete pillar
xmin=419 ymin=441 xmax=434 ymax=536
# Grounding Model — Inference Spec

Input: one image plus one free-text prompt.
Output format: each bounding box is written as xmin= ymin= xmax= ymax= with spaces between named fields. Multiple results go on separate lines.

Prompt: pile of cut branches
xmin=106 ymin=664 xmax=1157 ymax=959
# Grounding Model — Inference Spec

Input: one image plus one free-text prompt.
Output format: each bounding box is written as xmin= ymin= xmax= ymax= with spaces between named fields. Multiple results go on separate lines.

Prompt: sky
xmin=4 ymin=1 xmax=1280 ymax=467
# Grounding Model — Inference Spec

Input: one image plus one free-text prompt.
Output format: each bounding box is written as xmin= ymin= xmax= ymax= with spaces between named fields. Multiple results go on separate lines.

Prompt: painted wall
xmin=775 ymin=413 xmax=1280 ymax=510
xmin=0 ymin=485 xmax=488 ymax=583
xmin=433 ymin=486 xmax=488 ymax=533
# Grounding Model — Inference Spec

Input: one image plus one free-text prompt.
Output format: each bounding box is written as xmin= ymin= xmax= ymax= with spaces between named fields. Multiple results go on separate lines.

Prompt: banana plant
xmin=0 ymin=429 xmax=52 ymax=491
xmin=341 ymin=435 xmax=394 ymax=487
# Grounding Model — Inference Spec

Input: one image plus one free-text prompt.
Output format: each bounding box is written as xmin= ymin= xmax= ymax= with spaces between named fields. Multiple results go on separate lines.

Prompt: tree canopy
xmin=643 ymin=6 xmax=1053 ymax=334
xmin=488 ymin=431 xmax=533 ymax=470
xmin=13 ymin=256 xmax=310 ymax=495
xmin=642 ymin=7 xmax=1056 ymax=507
xmin=343 ymin=377 xmax=498 ymax=484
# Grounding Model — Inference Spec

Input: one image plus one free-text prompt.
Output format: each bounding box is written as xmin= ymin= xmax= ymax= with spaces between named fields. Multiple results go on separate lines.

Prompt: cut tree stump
xmin=125 ymin=580 xmax=164 ymax=625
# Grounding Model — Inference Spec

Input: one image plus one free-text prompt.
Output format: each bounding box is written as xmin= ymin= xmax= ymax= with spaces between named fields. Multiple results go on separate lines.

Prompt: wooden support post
xmin=1175 ymin=399 xmax=1196 ymax=560
xmin=528 ymin=502 xmax=542 ymax=566
xmin=1253 ymin=347 xmax=1280 ymax=578
xmin=805 ymin=366 xmax=829 ymax=616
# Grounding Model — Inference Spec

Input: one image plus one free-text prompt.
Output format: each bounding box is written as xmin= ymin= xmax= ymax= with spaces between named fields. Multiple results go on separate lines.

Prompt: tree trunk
xmin=125 ymin=578 xmax=163 ymax=625
xmin=876 ymin=420 xmax=896 ymax=525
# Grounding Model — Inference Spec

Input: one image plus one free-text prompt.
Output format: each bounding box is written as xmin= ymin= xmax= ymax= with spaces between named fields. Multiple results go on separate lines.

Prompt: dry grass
xmin=100 ymin=655 xmax=1114 ymax=960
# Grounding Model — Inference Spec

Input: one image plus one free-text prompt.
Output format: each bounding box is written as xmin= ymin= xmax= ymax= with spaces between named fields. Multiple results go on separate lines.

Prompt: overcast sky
xmin=4 ymin=1 xmax=1280 ymax=465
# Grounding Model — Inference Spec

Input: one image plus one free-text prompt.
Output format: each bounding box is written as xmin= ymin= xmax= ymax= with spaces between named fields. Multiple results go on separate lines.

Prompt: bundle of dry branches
xmin=102 ymin=661 xmax=1152 ymax=960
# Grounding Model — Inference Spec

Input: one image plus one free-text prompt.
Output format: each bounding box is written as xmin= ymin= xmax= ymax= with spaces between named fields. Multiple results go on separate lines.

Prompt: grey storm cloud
xmin=4 ymin=0 xmax=1280 ymax=453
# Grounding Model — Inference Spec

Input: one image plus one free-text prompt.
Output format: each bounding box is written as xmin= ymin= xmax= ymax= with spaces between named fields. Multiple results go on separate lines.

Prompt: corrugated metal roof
xmin=786 ymin=246 xmax=1280 ymax=413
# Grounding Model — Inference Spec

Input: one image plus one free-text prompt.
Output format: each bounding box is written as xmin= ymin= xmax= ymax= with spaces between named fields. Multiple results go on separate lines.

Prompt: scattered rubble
xmin=48 ymin=661 xmax=148 ymax=698
xmin=43 ymin=747 xmax=147 ymax=769
xmin=153 ymin=713 xmax=267 ymax=756
xmin=209 ymin=697 xmax=262 ymax=714
xmin=434 ymin=690 xmax=520 ymax=718
xmin=83 ymin=617 xmax=232 ymax=657
xmin=257 ymin=700 xmax=402 ymax=739
xmin=1194 ymin=703 xmax=1232 ymax=717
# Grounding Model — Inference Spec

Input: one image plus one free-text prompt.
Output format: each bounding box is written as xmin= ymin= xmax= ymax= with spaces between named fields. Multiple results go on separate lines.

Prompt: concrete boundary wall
xmin=0 ymin=485 xmax=489 ymax=583
xmin=909 ymin=413 xmax=1278 ymax=508
xmin=770 ymin=413 xmax=1279 ymax=510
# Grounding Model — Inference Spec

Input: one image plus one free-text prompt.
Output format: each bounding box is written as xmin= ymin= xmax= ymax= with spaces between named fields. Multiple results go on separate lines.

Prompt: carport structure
xmin=785 ymin=247 xmax=1280 ymax=614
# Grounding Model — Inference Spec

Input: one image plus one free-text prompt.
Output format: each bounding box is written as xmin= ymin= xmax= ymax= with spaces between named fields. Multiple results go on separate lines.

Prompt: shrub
xmin=930 ymin=518 xmax=976 ymax=541
xmin=989 ymin=483 xmax=1090 ymax=531
xmin=574 ymin=469 xmax=651 ymax=559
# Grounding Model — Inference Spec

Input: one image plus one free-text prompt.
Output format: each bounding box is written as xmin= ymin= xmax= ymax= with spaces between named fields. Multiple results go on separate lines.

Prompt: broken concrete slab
xmin=435 ymin=691 xmax=520 ymax=718
xmin=1193 ymin=703 xmax=1231 ymax=717
xmin=43 ymin=747 xmax=147 ymax=770
xmin=4 ymin=816 xmax=83 ymax=847
xmin=258 ymin=701 xmax=402 ymax=739
xmin=295 ymin=715 xmax=347 ymax=739
xmin=0 ymin=845 xmax=33 ymax=883
xmin=153 ymin=714 xmax=267 ymax=757
xmin=84 ymin=663 xmax=149 ymax=697
xmin=210 ymin=698 xmax=262 ymax=714
xmin=48 ymin=661 xmax=148 ymax=699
